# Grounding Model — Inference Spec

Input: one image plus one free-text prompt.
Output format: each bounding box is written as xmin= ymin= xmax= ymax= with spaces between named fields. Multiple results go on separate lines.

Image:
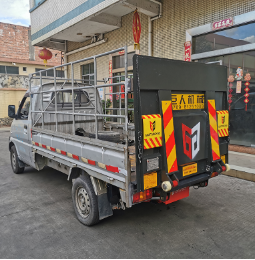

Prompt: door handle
xmin=24 ymin=125 xmax=27 ymax=130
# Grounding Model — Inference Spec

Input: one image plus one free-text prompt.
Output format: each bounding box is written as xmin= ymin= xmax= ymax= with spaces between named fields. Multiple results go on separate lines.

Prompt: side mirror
xmin=8 ymin=105 xmax=16 ymax=118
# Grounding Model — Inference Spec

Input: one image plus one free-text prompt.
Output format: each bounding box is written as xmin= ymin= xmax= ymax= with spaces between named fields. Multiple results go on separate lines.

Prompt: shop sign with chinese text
xmin=212 ymin=18 xmax=233 ymax=30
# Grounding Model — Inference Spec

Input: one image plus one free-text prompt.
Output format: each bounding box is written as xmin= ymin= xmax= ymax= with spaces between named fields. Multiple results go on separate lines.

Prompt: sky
xmin=216 ymin=23 xmax=255 ymax=43
xmin=0 ymin=0 xmax=30 ymax=27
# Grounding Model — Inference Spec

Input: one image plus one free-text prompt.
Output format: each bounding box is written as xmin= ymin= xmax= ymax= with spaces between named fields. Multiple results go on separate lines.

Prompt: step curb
xmin=223 ymin=169 xmax=255 ymax=182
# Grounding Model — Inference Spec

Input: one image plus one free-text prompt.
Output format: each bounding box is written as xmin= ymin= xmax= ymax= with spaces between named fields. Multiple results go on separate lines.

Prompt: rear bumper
xmin=171 ymin=173 xmax=211 ymax=192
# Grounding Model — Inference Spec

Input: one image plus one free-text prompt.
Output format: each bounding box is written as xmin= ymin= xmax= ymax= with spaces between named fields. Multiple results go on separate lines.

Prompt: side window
xmin=81 ymin=63 xmax=94 ymax=85
xmin=17 ymin=96 xmax=30 ymax=120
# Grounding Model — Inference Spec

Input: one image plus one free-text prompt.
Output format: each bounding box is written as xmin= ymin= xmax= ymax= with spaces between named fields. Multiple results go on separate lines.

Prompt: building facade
xmin=30 ymin=0 xmax=255 ymax=146
xmin=0 ymin=22 xmax=62 ymax=118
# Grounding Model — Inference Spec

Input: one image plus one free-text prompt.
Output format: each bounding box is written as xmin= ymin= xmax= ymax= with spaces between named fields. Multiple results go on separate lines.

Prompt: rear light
xmin=172 ymin=180 xmax=178 ymax=188
xmin=211 ymin=172 xmax=219 ymax=178
xmin=146 ymin=189 xmax=152 ymax=198
xmin=221 ymin=166 xmax=226 ymax=172
xmin=133 ymin=189 xmax=153 ymax=204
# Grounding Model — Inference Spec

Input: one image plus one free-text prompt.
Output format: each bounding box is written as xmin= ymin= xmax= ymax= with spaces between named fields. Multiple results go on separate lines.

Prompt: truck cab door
xmin=12 ymin=94 xmax=32 ymax=165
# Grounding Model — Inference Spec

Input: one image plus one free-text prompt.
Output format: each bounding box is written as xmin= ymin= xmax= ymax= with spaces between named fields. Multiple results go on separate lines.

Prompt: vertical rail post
xmin=124 ymin=46 xmax=130 ymax=208
xmin=40 ymin=71 xmax=44 ymax=129
xmin=119 ymin=76 xmax=122 ymax=124
xmin=54 ymin=68 xmax=58 ymax=132
xmin=29 ymin=74 xmax=32 ymax=128
xmin=94 ymin=57 xmax=98 ymax=139
xmin=124 ymin=46 xmax=128 ymax=136
xmin=71 ymin=63 xmax=75 ymax=135
xmin=104 ymin=88 xmax=106 ymax=120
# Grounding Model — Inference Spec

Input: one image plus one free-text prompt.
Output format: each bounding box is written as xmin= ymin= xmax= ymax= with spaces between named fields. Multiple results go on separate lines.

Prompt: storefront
xmin=187 ymin=10 xmax=255 ymax=147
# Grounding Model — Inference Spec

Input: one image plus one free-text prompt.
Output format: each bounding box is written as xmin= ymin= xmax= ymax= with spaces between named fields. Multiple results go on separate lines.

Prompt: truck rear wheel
xmin=72 ymin=173 xmax=99 ymax=226
xmin=10 ymin=145 xmax=25 ymax=174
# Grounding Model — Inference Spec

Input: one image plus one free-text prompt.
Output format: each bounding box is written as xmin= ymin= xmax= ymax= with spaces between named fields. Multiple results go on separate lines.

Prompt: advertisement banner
xmin=184 ymin=41 xmax=191 ymax=62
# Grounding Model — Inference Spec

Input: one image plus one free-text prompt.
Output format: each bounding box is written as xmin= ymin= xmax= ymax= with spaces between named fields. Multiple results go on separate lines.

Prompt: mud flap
xmin=90 ymin=176 xmax=113 ymax=220
xmin=18 ymin=158 xmax=26 ymax=168
xmin=97 ymin=193 xmax=113 ymax=220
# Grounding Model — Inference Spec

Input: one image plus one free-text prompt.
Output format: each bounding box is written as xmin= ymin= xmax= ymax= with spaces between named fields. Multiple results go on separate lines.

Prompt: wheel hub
xmin=12 ymin=152 xmax=16 ymax=168
xmin=76 ymin=187 xmax=90 ymax=218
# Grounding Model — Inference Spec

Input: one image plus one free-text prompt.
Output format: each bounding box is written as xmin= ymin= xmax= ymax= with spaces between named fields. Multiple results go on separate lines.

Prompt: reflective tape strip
xmin=144 ymin=137 xmax=163 ymax=150
xmin=66 ymin=152 xmax=79 ymax=160
xmin=86 ymin=160 xmax=120 ymax=173
xmin=218 ymin=128 xmax=229 ymax=137
xmin=81 ymin=157 xmax=88 ymax=163
xmin=162 ymin=100 xmax=178 ymax=173
xmin=208 ymin=100 xmax=220 ymax=161
xmin=32 ymin=142 xmax=124 ymax=175
xmin=217 ymin=111 xmax=229 ymax=115
xmin=72 ymin=154 xmax=79 ymax=160
xmin=217 ymin=110 xmax=229 ymax=137
xmin=98 ymin=162 xmax=106 ymax=169
xmin=142 ymin=114 xmax=160 ymax=119
xmin=106 ymin=165 xmax=119 ymax=173
xmin=88 ymin=159 xmax=96 ymax=166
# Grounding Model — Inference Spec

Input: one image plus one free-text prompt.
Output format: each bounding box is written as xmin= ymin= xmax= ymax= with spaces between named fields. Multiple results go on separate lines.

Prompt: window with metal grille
xmin=0 ymin=65 xmax=19 ymax=74
xmin=81 ymin=63 xmax=94 ymax=85
xmin=35 ymin=68 xmax=64 ymax=78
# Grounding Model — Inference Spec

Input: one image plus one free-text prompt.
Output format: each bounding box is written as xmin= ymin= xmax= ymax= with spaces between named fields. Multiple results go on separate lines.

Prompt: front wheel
xmin=10 ymin=145 xmax=25 ymax=174
xmin=72 ymin=173 xmax=99 ymax=226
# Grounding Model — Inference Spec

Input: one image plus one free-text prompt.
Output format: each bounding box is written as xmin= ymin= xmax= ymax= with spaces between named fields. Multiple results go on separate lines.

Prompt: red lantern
xmin=38 ymin=48 xmax=52 ymax=66
xmin=244 ymin=73 xmax=251 ymax=111
xmin=132 ymin=9 xmax=141 ymax=50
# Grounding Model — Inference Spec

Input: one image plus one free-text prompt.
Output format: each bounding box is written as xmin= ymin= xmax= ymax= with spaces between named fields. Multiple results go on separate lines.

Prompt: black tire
xmin=10 ymin=145 xmax=25 ymax=174
xmin=76 ymin=128 xmax=121 ymax=143
xmin=87 ymin=131 xmax=121 ymax=142
xmin=72 ymin=172 xmax=99 ymax=226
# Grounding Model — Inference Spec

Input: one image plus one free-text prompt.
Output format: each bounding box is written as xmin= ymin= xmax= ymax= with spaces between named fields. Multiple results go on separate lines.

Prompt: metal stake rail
xmin=29 ymin=46 xmax=129 ymax=139
xmin=31 ymin=82 xmax=125 ymax=95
